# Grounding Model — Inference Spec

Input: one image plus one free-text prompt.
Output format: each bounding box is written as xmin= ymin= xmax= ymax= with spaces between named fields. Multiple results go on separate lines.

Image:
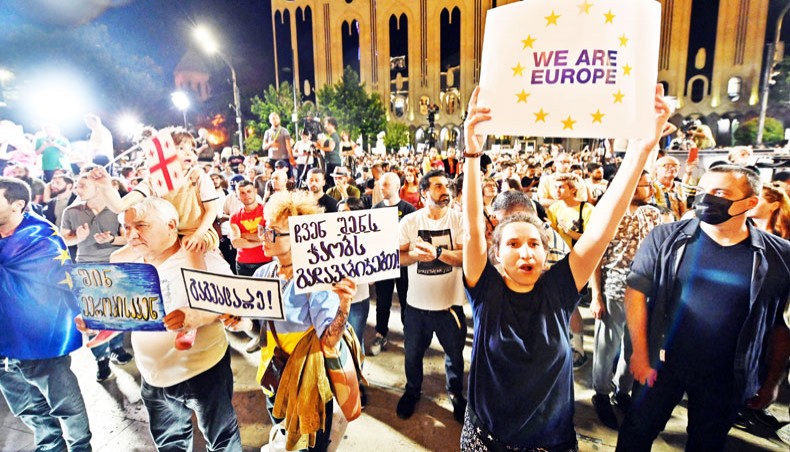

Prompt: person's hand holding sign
xmin=330 ymin=277 xmax=357 ymax=313
xmin=73 ymin=315 xmax=96 ymax=335
xmin=320 ymin=277 xmax=357 ymax=348
xmin=164 ymin=309 xmax=187 ymax=331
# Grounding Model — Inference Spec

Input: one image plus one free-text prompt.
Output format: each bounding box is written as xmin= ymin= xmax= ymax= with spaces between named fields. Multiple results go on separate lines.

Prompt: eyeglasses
xmin=258 ymin=226 xmax=290 ymax=243
xmin=658 ymin=164 xmax=679 ymax=169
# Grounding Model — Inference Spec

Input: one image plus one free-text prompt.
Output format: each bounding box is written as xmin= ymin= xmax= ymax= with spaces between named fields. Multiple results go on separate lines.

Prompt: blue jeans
xmin=0 ymin=355 xmax=92 ymax=451
xmin=616 ymin=364 xmax=738 ymax=452
xmin=348 ymin=299 xmax=370 ymax=357
xmin=89 ymin=333 xmax=126 ymax=361
xmin=403 ymin=304 xmax=466 ymax=397
xmin=139 ymin=349 xmax=241 ymax=452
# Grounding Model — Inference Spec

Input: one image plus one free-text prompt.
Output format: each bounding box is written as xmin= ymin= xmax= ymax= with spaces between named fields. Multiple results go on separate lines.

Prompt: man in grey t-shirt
xmin=60 ymin=174 xmax=132 ymax=380
xmin=262 ymin=112 xmax=294 ymax=166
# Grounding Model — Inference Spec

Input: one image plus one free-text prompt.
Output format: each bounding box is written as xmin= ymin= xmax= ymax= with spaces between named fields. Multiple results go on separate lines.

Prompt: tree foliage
xmin=733 ymin=117 xmax=784 ymax=146
xmin=383 ymin=121 xmax=410 ymax=152
xmin=316 ymin=67 xmax=386 ymax=148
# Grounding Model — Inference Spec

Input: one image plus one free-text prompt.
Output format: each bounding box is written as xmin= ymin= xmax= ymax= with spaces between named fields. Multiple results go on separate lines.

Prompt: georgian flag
xmin=141 ymin=130 xmax=186 ymax=196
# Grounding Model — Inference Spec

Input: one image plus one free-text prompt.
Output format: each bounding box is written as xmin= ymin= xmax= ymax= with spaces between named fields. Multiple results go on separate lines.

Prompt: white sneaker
xmin=369 ymin=334 xmax=388 ymax=356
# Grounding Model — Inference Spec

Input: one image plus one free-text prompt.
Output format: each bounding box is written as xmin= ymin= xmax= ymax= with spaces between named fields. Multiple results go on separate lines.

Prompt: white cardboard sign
xmin=289 ymin=209 xmax=400 ymax=294
xmin=478 ymin=0 xmax=661 ymax=139
xmin=182 ymin=269 xmax=284 ymax=319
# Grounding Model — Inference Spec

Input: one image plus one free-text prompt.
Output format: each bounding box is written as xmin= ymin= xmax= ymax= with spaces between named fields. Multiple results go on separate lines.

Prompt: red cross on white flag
xmin=141 ymin=130 xmax=186 ymax=197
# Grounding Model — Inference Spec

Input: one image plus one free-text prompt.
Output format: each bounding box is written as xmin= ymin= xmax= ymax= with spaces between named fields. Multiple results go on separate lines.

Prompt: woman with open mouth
xmin=459 ymin=84 xmax=671 ymax=452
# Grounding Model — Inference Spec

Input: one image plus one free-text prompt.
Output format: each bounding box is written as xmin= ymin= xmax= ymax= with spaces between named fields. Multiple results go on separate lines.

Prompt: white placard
xmin=289 ymin=208 xmax=400 ymax=294
xmin=478 ymin=0 xmax=661 ymax=139
xmin=181 ymin=269 xmax=284 ymax=319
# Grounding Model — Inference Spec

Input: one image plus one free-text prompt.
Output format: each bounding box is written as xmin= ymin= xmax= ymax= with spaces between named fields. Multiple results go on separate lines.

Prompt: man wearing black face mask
xmin=617 ymin=165 xmax=790 ymax=451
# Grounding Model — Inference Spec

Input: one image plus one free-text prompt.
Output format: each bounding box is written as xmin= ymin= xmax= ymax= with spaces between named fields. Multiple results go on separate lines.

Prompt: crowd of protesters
xmin=1 ymin=90 xmax=790 ymax=452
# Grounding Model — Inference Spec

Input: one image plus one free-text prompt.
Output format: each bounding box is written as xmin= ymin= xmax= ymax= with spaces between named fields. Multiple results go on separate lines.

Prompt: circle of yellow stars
xmin=508 ymin=1 xmax=633 ymax=131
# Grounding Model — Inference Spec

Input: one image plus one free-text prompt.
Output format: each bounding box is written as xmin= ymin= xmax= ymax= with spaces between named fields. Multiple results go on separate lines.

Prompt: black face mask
xmin=693 ymin=193 xmax=749 ymax=225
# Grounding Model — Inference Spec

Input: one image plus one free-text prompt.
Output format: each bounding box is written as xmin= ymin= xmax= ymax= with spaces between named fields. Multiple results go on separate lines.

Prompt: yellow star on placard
xmin=49 ymin=225 xmax=60 ymax=236
xmin=591 ymin=109 xmax=605 ymax=123
xmin=612 ymin=90 xmax=625 ymax=103
xmin=512 ymin=62 xmax=525 ymax=76
xmin=516 ymin=90 xmax=530 ymax=103
xmin=577 ymin=1 xmax=593 ymax=14
xmin=54 ymin=248 xmax=71 ymax=265
xmin=59 ymin=272 xmax=73 ymax=290
xmin=622 ymin=64 xmax=633 ymax=76
xmin=545 ymin=11 xmax=560 ymax=26
xmin=604 ymin=10 xmax=615 ymax=24
xmin=534 ymin=108 xmax=549 ymax=123
xmin=521 ymin=35 xmax=537 ymax=49
xmin=561 ymin=116 xmax=577 ymax=130
xmin=619 ymin=34 xmax=629 ymax=47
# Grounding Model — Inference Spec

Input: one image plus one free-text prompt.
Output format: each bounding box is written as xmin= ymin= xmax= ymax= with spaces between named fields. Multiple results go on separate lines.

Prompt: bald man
xmin=370 ymin=172 xmax=416 ymax=355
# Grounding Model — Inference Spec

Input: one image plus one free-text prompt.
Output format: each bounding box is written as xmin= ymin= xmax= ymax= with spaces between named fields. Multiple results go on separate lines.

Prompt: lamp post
xmin=171 ymin=91 xmax=190 ymax=128
xmin=756 ymin=2 xmax=790 ymax=146
xmin=193 ymin=26 xmax=244 ymax=154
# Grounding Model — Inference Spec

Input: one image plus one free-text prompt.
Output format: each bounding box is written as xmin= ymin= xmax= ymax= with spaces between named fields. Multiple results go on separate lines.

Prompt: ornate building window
xmin=342 ymin=20 xmax=361 ymax=77
xmin=389 ymin=14 xmax=409 ymax=118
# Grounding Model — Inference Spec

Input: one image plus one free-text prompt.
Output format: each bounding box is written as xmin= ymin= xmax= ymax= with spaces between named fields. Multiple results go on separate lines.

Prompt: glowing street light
xmin=171 ymin=91 xmax=190 ymax=128
xmin=0 ymin=68 xmax=13 ymax=82
xmin=193 ymin=25 xmax=244 ymax=153
xmin=117 ymin=114 xmax=143 ymax=139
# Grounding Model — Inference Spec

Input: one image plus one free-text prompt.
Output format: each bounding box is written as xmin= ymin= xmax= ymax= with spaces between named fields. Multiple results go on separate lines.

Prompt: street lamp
xmin=193 ymin=26 xmax=244 ymax=154
xmin=756 ymin=2 xmax=790 ymax=146
xmin=171 ymin=91 xmax=190 ymax=128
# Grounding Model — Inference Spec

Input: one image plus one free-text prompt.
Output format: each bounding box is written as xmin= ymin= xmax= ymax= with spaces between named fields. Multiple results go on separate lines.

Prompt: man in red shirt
xmin=230 ymin=180 xmax=272 ymax=276
xmin=230 ymin=180 xmax=272 ymax=353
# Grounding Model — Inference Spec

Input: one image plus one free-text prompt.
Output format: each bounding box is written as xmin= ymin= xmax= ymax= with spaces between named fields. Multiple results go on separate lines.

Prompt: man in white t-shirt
xmin=114 ymin=198 xmax=241 ymax=450
xmin=84 ymin=114 xmax=114 ymax=172
xmin=397 ymin=169 xmax=467 ymax=423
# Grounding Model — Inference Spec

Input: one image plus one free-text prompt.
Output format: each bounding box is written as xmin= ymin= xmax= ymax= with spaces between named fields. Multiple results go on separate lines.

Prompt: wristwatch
xmin=435 ymin=246 xmax=443 ymax=261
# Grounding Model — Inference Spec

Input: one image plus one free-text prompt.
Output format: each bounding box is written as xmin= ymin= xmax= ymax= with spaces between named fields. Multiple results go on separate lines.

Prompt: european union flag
xmin=0 ymin=212 xmax=82 ymax=359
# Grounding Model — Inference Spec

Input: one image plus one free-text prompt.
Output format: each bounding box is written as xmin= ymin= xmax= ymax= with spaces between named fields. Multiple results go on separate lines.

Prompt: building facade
xmin=270 ymin=0 xmax=777 ymax=149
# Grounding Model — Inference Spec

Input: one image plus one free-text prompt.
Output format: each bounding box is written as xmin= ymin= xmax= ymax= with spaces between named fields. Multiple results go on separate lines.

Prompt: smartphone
xmin=687 ymin=147 xmax=699 ymax=164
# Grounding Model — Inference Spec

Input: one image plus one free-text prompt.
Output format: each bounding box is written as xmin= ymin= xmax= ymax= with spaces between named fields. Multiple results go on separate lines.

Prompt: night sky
xmin=0 ymin=0 xmax=276 ymax=135
xmin=2 ymin=0 xmax=275 ymax=89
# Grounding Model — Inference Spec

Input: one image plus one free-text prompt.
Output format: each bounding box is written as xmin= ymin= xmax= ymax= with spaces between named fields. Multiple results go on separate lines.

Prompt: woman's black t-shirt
xmin=464 ymin=257 xmax=580 ymax=448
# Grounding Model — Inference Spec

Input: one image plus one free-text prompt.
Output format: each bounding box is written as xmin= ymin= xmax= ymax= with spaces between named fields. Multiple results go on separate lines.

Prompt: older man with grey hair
xmin=95 ymin=198 xmax=241 ymax=451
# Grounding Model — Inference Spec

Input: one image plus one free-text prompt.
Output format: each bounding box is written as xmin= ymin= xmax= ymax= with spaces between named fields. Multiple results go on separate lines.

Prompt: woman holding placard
xmin=241 ymin=191 xmax=357 ymax=451
xmin=460 ymin=85 xmax=670 ymax=450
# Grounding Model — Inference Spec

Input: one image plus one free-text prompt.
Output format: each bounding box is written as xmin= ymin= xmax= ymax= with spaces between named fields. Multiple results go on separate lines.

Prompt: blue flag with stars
xmin=0 ymin=212 xmax=82 ymax=359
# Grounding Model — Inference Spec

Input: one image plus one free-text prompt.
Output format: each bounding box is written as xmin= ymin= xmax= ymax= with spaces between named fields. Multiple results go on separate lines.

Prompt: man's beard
xmin=434 ymin=195 xmax=450 ymax=207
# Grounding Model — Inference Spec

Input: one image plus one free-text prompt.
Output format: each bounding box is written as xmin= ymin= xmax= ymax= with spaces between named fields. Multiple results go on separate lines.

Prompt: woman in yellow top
xmin=237 ymin=191 xmax=356 ymax=451
xmin=546 ymin=172 xmax=597 ymax=368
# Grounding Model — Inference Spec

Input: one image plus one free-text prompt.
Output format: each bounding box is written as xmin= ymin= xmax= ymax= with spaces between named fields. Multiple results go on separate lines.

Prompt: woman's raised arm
xmin=568 ymin=84 xmax=671 ymax=291
xmin=462 ymin=87 xmax=492 ymax=287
